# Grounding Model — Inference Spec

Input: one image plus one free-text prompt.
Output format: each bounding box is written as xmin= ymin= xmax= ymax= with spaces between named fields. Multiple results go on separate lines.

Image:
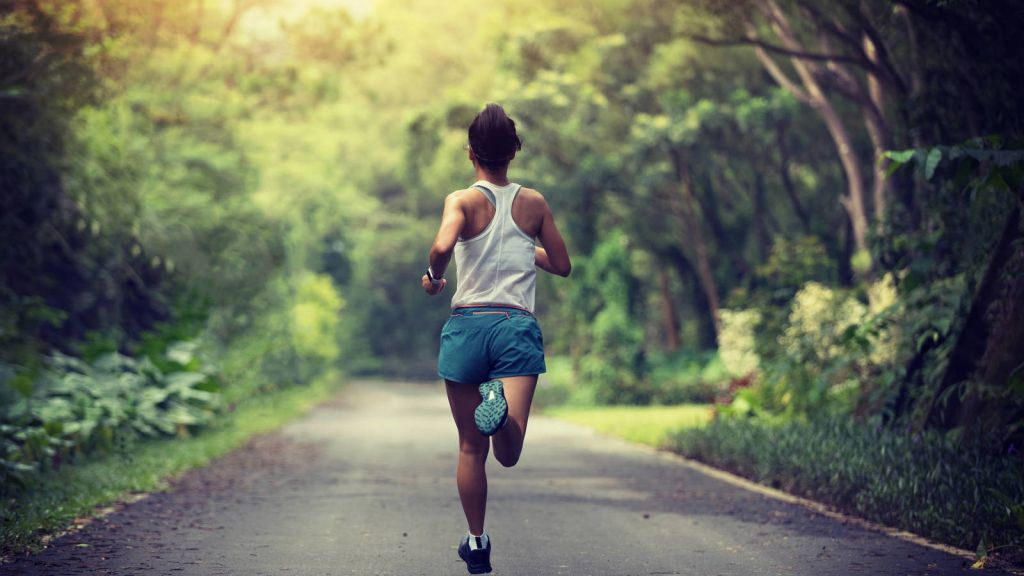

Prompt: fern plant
xmin=0 ymin=340 xmax=220 ymax=495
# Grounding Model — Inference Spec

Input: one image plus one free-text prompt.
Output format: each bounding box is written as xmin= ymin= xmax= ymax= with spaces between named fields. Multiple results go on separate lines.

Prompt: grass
xmin=534 ymin=356 xmax=581 ymax=409
xmin=544 ymin=404 xmax=713 ymax=447
xmin=1 ymin=373 xmax=341 ymax=556
xmin=666 ymin=416 xmax=1024 ymax=556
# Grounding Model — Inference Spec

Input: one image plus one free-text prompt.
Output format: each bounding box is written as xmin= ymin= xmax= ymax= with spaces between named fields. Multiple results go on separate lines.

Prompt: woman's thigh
xmin=500 ymin=375 xmax=537 ymax=437
xmin=446 ymin=376 xmax=536 ymax=443
xmin=446 ymin=380 xmax=489 ymax=450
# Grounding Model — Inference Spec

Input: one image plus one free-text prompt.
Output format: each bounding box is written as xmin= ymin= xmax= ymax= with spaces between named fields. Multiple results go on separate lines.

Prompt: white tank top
xmin=450 ymin=181 xmax=537 ymax=312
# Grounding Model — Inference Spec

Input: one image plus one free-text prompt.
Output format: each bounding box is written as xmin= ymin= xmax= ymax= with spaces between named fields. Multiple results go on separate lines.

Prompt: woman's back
xmin=454 ymin=182 xmax=547 ymax=241
xmin=451 ymin=181 xmax=542 ymax=312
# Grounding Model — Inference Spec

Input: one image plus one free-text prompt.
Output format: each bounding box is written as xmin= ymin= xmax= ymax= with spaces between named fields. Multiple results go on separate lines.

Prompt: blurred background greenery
xmin=2 ymin=0 xmax=1023 ymax=563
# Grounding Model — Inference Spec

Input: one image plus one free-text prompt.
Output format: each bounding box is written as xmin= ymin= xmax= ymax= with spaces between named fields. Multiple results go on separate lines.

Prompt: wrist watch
xmin=426 ymin=265 xmax=443 ymax=285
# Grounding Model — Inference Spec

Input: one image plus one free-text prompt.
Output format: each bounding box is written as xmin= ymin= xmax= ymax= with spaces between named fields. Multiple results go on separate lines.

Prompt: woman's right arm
xmin=536 ymin=200 xmax=571 ymax=277
xmin=422 ymin=193 xmax=465 ymax=295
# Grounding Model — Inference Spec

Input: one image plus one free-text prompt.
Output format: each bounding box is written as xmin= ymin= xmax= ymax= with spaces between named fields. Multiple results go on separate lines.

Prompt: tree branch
xmin=685 ymin=33 xmax=868 ymax=68
xmin=743 ymin=22 xmax=811 ymax=104
xmin=795 ymin=1 xmax=867 ymax=57
xmin=851 ymin=1 xmax=908 ymax=95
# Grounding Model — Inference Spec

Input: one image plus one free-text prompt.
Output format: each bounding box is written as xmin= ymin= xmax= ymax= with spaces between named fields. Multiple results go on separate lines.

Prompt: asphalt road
xmin=1 ymin=380 xmax=1003 ymax=576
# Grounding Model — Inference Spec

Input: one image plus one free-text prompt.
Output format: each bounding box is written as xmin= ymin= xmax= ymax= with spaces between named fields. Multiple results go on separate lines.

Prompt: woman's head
xmin=468 ymin=103 xmax=521 ymax=172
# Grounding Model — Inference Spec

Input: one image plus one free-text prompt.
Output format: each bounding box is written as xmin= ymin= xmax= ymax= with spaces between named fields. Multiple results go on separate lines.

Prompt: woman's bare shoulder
xmin=517 ymin=186 xmax=552 ymax=215
xmin=445 ymin=188 xmax=478 ymax=206
xmin=517 ymin=186 xmax=548 ymax=204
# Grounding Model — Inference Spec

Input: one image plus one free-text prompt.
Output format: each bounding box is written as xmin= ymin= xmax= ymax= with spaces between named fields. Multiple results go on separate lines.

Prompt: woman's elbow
xmin=430 ymin=242 xmax=453 ymax=260
xmin=556 ymin=261 xmax=572 ymax=277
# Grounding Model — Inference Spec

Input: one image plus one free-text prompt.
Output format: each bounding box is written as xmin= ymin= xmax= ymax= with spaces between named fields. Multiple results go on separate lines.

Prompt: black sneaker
xmin=458 ymin=534 xmax=492 ymax=574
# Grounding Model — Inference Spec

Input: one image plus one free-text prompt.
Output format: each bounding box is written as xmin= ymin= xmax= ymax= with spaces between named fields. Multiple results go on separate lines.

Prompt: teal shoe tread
xmin=474 ymin=380 xmax=508 ymax=437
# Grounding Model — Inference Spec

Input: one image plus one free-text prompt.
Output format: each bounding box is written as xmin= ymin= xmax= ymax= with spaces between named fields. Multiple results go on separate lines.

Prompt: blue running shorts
xmin=438 ymin=306 xmax=547 ymax=384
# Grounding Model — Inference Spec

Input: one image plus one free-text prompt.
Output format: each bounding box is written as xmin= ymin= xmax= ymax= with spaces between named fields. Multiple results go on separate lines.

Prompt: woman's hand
xmin=422 ymin=274 xmax=447 ymax=295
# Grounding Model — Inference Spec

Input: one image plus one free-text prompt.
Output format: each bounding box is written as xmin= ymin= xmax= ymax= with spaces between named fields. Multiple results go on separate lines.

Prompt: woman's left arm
xmin=422 ymin=193 xmax=465 ymax=295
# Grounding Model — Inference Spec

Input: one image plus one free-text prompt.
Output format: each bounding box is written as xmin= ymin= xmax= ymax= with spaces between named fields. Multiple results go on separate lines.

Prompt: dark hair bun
xmin=468 ymin=103 xmax=522 ymax=171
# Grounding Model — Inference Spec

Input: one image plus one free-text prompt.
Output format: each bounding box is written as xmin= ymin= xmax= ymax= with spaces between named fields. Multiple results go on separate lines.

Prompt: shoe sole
xmin=474 ymin=380 xmax=508 ymax=437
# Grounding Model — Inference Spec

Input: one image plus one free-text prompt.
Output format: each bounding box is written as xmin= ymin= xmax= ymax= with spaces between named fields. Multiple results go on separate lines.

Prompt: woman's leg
xmin=446 ymin=379 xmax=490 ymax=535
xmin=491 ymin=375 xmax=537 ymax=468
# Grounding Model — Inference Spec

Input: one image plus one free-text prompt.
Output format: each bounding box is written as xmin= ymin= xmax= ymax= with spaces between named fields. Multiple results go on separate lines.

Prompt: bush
xmin=0 ymin=342 xmax=219 ymax=494
xmin=669 ymin=416 xmax=1024 ymax=554
xmin=717 ymin=309 xmax=761 ymax=380
xmin=648 ymin=352 xmax=730 ymax=404
xmin=568 ymin=232 xmax=649 ymax=405
xmin=290 ymin=272 xmax=345 ymax=381
xmin=760 ymin=282 xmax=866 ymax=415
xmin=728 ymin=236 xmax=836 ymax=366
xmin=534 ymin=356 xmax=580 ymax=409
xmin=581 ymin=305 xmax=651 ymax=404
xmin=724 ymin=276 xmax=906 ymax=418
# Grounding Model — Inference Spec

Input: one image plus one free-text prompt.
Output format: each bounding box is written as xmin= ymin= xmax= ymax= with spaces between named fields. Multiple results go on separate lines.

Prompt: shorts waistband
xmin=451 ymin=304 xmax=534 ymax=317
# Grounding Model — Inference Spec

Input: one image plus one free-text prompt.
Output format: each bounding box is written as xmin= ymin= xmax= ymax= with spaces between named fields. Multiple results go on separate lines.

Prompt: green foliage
xmin=771 ymin=282 xmax=867 ymax=414
xmin=0 ymin=5 xmax=148 ymax=367
xmin=722 ymin=274 xmax=908 ymax=419
xmin=884 ymin=139 xmax=1024 ymax=195
xmin=534 ymin=356 xmax=581 ymax=409
xmin=340 ymin=214 xmax=450 ymax=376
xmin=0 ymin=374 xmax=339 ymax=555
xmin=733 ymin=236 xmax=836 ymax=364
xmin=3 ymin=0 xmax=1024 ymax=556
xmin=569 ymin=232 xmax=650 ymax=404
xmin=540 ymin=351 xmax=732 ymax=409
xmin=548 ymin=403 xmax=712 ymax=447
xmin=669 ymin=416 xmax=1024 ymax=553
xmin=647 ymin=352 xmax=730 ymax=404
xmin=214 ymin=276 xmax=337 ymax=402
xmin=0 ymin=343 xmax=219 ymax=494
xmin=290 ymin=273 xmax=345 ymax=377
xmin=877 ymin=137 xmax=1024 ymax=433
xmin=133 ymin=294 xmax=210 ymax=374
xmin=717 ymin=309 xmax=761 ymax=379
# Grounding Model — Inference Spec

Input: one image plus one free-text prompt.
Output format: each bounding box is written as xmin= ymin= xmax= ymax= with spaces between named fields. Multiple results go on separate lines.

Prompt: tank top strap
xmin=473 ymin=181 xmax=521 ymax=214
xmin=471 ymin=183 xmax=497 ymax=207
xmin=508 ymin=183 xmax=523 ymax=209
xmin=500 ymin=184 xmax=523 ymax=229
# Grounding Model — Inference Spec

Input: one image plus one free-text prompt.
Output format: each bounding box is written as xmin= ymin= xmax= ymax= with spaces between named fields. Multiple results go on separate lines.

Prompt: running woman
xmin=421 ymin=103 xmax=571 ymax=574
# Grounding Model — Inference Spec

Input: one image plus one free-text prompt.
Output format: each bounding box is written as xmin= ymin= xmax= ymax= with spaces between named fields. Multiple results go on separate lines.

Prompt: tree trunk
xmin=752 ymin=169 xmax=770 ymax=262
xmin=933 ymin=205 xmax=1024 ymax=432
xmin=859 ymin=32 xmax=893 ymax=222
xmin=749 ymin=2 xmax=872 ymax=257
xmin=810 ymin=97 xmax=870 ymax=256
xmin=658 ymin=267 xmax=681 ymax=352
xmin=679 ymin=163 xmax=721 ymax=337
xmin=775 ymin=124 xmax=811 ymax=232
xmin=664 ymin=245 xmax=718 ymax=350
xmin=703 ymin=168 xmax=751 ymax=278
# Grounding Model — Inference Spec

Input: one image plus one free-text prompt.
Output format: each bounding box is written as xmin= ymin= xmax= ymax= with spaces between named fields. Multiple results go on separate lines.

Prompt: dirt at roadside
xmin=1 ymin=434 xmax=324 ymax=576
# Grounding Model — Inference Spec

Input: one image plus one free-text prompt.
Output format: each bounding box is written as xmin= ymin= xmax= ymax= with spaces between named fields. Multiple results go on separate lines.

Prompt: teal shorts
xmin=438 ymin=306 xmax=547 ymax=384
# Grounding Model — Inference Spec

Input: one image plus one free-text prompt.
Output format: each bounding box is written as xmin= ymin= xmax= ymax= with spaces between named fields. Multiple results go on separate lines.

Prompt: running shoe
xmin=458 ymin=534 xmax=492 ymax=574
xmin=474 ymin=380 xmax=508 ymax=436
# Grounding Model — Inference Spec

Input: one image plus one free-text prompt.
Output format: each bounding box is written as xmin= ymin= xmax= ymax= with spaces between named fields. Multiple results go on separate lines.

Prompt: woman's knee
xmin=493 ymin=436 xmax=524 ymax=467
xmin=494 ymin=450 xmax=521 ymax=468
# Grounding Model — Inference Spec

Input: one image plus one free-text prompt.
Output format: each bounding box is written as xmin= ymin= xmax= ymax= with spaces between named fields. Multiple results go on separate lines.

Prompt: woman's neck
xmin=475 ymin=166 xmax=510 ymax=186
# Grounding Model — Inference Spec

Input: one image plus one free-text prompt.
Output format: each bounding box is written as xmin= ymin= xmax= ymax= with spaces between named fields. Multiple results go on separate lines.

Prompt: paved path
xmin=2 ymin=380 xmax=1002 ymax=576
